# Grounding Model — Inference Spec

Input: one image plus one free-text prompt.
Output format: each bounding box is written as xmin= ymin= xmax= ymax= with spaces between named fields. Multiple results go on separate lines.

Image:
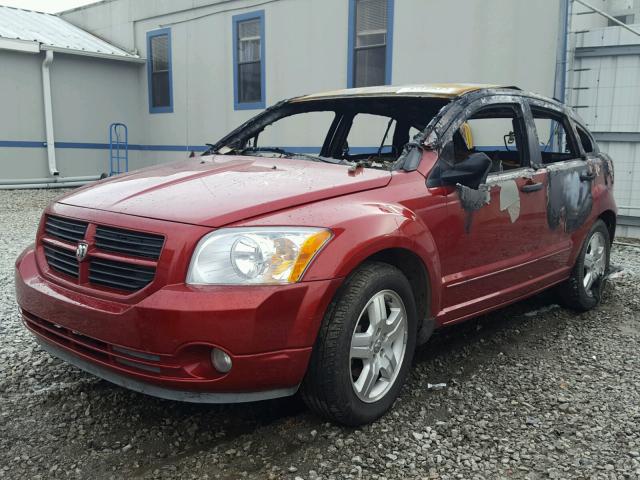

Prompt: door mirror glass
xmin=441 ymin=152 xmax=492 ymax=189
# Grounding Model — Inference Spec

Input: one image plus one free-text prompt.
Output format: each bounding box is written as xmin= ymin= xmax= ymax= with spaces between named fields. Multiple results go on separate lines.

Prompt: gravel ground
xmin=1 ymin=189 xmax=639 ymax=480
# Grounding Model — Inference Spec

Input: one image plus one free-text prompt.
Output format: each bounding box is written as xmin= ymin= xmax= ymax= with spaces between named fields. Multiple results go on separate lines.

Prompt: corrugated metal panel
xmin=597 ymin=141 xmax=640 ymax=216
xmin=572 ymin=54 xmax=640 ymax=132
xmin=570 ymin=20 xmax=640 ymax=228
xmin=0 ymin=5 xmax=137 ymax=59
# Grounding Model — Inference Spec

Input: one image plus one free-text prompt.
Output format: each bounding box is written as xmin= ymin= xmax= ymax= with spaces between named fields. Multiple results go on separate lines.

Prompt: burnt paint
xmin=457 ymin=184 xmax=490 ymax=232
xmin=546 ymin=161 xmax=593 ymax=233
xmin=599 ymin=153 xmax=614 ymax=187
xmin=425 ymin=89 xmax=606 ymax=236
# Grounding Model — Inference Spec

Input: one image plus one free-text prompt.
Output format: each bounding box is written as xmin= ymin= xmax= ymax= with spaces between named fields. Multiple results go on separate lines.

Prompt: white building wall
xmin=0 ymin=51 xmax=48 ymax=178
xmin=63 ymin=0 xmax=562 ymax=158
xmin=0 ymin=0 xmax=566 ymax=182
xmin=0 ymin=50 xmax=145 ymax=180
xmin=393 ymin=0 xmax=560 ymax=95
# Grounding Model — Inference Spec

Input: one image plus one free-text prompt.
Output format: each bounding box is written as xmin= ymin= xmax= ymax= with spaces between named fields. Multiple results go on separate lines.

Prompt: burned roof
xmin=293 ymin=83 xmax=519 ymax=102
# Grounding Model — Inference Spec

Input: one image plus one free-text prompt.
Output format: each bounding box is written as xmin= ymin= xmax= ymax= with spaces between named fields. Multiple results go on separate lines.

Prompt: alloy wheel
xmin=583 ymin=231 xmax=607 ymax=296
xmin=349 ymin=290 xmax=408 ymax=403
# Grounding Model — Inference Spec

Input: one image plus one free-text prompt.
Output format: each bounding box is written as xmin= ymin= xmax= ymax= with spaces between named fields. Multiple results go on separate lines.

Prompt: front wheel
xmin=301 ymin=262 xmax=417 ymax=425
xmin=557 ymin=219 xmax=611 ymax=311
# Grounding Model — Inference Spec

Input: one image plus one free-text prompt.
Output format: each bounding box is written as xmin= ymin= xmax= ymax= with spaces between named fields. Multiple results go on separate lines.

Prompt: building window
xmin=147 ymin=28 xmax=173 ymax=113
xmin=348 ymin=0 xmax=394 ymax=88
xmin=608 ymin=14 xmax=635 ymax=26
xmin=233 ymin=10 xmax=265 ymax=110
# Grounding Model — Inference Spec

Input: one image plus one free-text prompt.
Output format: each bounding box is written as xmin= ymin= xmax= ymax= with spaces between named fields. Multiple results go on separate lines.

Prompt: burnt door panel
xmin=438 ymin=167 xmax=560 ymax=324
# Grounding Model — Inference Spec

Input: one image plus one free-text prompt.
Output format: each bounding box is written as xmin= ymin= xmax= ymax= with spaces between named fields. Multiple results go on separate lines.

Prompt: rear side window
xmin=530 ymin=107 xmax=579 ymax=163
xmin=576 ymin=125 xmax=594 ymax=153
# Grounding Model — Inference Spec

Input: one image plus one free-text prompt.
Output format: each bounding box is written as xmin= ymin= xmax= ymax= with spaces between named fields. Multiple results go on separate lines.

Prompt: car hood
xmin=58 ymin=155 xmax=392 ymax=227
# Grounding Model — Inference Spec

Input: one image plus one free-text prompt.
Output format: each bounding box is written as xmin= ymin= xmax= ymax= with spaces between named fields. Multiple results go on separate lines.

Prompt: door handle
xmin=520 ymin=182 xmax=543 ymax=193
xmin=580 ymin=172 xmax=596 ymax=181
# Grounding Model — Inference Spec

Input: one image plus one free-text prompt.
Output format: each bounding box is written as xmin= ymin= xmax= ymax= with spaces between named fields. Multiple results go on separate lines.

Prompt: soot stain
xmin=547 ymin=166 xmax=593 ymax=233
xmin=457 ymin=184 xmax=491 ymax=233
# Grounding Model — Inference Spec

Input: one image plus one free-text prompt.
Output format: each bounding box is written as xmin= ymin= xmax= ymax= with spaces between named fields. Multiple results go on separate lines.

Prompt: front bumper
xmin=16 ymin=247 xmax=341 ymax=402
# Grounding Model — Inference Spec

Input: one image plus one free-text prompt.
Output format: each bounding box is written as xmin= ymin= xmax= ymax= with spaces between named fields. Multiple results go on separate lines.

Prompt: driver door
xmin=434 ymin=97 xmax=552 ymax=324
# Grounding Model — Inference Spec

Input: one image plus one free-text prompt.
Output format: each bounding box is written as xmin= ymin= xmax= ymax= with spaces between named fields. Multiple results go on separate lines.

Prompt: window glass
xmin=149 ymin=34 xmax=170 ymax=109
xmin=353 ymin=0 xmax=388 ymax=87
xmin=346 ymin=113 xmax=395 ymax=156
xmin=151 ymin=36 xmax=168 ymax=71
xmin=256 ymin=111 xmax=335 ymax=151
xmin=237 ymin=18 xmax=262 ymax=104
xmin=608 ymin=14 xmax=634 ymax=26
xmin=531 ymin=108 xmax=578 ymax=163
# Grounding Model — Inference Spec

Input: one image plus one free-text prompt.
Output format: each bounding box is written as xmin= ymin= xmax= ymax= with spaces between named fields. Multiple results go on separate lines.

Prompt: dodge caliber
xmin=15 ymin=84 xmax=616 ymax=425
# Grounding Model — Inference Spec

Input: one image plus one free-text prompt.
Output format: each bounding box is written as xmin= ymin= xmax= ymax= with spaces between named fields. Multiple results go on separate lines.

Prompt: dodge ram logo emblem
xmin=75 ymin=242 xmax=88 ymax=262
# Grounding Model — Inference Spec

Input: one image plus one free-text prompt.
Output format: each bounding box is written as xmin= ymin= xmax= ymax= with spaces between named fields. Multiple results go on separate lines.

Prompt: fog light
xmin=211 ymin=348 xmax=232 ymax=373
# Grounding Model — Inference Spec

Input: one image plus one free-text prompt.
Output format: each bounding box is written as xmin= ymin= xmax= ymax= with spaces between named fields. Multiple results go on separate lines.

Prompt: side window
xmin=576 ymin=125 xmax=594 ymax=154
xmin=349 ymin=0 xmax=394 ymax=87
xmin=345 ymin=113 xmax=396 ymax=157
xmin=233 ymin=11 xmax=265 ymax=110
xmin=147 ymin=29 xmax=173 ymax=113
xmin=449 ymin=105 xmax=528 ymax=172
xmin=530 ymin=107 xmax=579 ymax=163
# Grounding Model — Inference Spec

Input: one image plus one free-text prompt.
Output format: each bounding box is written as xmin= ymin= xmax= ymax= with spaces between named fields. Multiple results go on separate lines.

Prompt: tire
xmin=557 ymin=219 xmax=611 ymax=311
xmin=301 ymin=261 xmax=418 ymax=426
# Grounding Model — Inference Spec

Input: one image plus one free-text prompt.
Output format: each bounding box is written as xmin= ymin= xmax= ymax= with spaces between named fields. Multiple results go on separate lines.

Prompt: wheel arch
xmin=365 ymin=248 xmax=434 ymax=345
xmin=598 ymin=209 xmax=616 ymax=242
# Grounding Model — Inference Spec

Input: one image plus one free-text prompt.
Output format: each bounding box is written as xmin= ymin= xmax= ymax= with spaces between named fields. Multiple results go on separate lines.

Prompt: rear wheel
xmin=301 ymin=262 xmax=417 ymax=425
xmin=557 ymin=219 xmax=610 ymax=311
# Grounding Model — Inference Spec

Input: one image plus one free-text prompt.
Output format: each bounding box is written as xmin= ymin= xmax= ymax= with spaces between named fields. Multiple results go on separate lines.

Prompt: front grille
xmin=95 ymin=226 xmax=164 ymax=260
xmin=43 ymin=244 xmax=79 ymax=278
xmin=89 ymin=258 xmax=156 ymax=292
xmin=45 ymin=215 xmax=88 ymax=243
xmin=42 ymin=216 xmax=164 ymax=293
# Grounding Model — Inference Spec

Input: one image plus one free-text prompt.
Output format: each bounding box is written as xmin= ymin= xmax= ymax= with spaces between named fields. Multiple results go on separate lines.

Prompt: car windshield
xmin=209 ymin=96 xmax=449 ymax=170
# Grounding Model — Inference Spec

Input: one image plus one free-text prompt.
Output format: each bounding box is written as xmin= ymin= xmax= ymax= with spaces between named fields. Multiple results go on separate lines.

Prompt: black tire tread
xmin=557 ymin=219 xmax=610 ymax=311
xmin=301 ymin=261 xmax=413 ymax=425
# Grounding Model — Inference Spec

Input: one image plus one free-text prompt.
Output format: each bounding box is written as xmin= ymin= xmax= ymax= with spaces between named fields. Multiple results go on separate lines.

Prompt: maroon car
xmin=15 ymin=84 xmax=616 ymax=425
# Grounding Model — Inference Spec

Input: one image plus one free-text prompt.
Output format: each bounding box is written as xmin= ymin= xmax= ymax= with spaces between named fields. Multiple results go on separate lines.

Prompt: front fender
xmin=300 ymin=201 xmax=443 ymax=318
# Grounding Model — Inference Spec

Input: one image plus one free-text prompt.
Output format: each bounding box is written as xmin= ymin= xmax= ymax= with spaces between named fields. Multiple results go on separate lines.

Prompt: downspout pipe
xmin=41 ymin=50 xmax=59 ymax=177
xmin=554 ymin=0 xmax=570 ymax=104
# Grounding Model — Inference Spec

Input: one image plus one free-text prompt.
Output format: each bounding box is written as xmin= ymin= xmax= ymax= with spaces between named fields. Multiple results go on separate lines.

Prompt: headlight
xmin=186 ymin=227 xmax=332 ymax=285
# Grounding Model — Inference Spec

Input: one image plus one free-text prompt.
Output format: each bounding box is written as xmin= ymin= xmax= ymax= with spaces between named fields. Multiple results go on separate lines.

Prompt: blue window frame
xmin=347 ymin=0 xmax=394 ymax=88
xmin=232 ymin=10 xmax=266 ymax=110
xmin=147 ymin=28 xmax=173 ymax=114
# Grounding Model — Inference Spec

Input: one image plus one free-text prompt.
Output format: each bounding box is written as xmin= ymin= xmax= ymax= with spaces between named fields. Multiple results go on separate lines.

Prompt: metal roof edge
xmin=56 ymin=0 xmax=113 ymax=15
xmin=40 ymin=44 xmax=145 ymax=63
xmin=0 ymin=37 xmax=40 ymax=54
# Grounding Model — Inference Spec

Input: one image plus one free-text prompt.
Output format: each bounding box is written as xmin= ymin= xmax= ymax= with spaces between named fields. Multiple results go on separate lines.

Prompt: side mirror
xmin=440 ymin=152 xmax=492 ymax=189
